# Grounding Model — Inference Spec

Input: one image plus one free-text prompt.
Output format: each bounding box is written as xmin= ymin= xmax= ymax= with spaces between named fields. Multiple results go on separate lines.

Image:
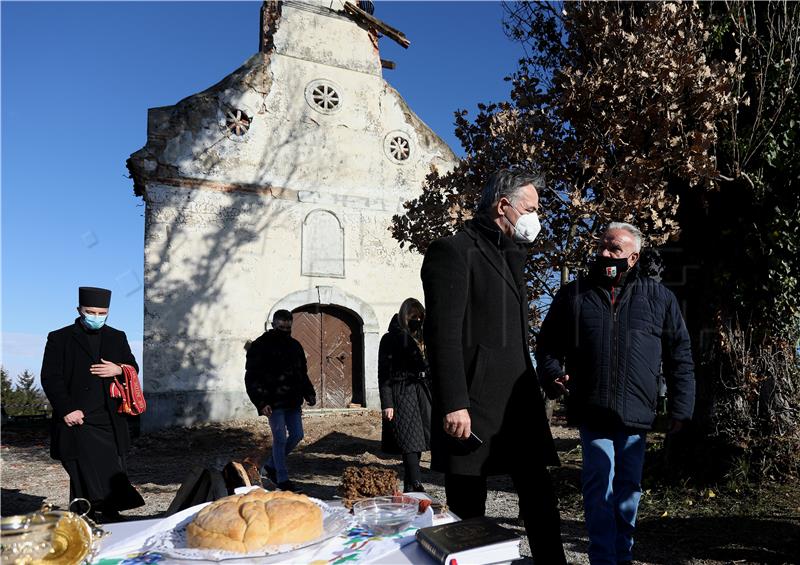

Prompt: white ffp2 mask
xmin=508 ymin=208 xmax=541 ymax=243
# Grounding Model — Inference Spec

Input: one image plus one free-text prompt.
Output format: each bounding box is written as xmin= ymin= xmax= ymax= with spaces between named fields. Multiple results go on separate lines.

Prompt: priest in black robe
xmin=41 ymin=286 xmax=144 ymax=521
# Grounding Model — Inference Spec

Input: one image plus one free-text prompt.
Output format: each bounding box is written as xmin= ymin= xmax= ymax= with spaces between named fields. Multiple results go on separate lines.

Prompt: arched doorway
xmin=291 ymin=304 xmax=364 ymax=408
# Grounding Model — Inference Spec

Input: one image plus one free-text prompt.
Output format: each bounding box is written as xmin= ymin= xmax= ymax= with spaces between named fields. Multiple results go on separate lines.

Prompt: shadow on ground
xmin=295 ymin=431 xmax=584 ymax=499
xmin=303 ymin=430 xmax=387 ymax=459
xmin=557 ymin=516 xmax=800 ymax=565
xmin=289 ymin=430 xmax=431 ymax=499
xmin=1 ymin=489 xmax=47 ymax=516
xmin=634 ymin=515 xmax=800 ymax=564
xmin=1 ymin=424 xmax=50 ymax=449
xmin=126 ymin=424 xmax=265 ymax=486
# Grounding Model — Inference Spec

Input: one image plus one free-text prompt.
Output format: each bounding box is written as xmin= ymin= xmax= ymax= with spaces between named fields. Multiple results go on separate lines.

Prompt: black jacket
xmin=245 ymin=330 xmax=316 ymax=413
xmin=378 ymin=315 xmax=430 ymax=405
xmin=536 ymin=267 xmax=695 ymax=430
xmin=378 ymin=314 xmax=431 ymax=454
xmin=40 ymin=320 xmax=138 ymax=460
xmin=421 ymin=217 xmax=559 ymax=476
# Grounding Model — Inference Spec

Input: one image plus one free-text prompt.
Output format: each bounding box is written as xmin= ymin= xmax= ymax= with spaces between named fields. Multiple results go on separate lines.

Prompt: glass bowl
xmin=353 ymin=495 xmax=419 ymax=535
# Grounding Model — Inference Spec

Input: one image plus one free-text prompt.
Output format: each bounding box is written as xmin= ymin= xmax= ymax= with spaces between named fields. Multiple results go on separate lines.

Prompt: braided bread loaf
xmin=186 ymin=489 xmax=322 ymax=552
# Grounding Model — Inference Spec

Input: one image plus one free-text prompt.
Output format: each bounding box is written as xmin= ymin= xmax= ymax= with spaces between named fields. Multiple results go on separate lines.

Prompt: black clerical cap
xmin=78 ymin=287 xmax=111 ymax=308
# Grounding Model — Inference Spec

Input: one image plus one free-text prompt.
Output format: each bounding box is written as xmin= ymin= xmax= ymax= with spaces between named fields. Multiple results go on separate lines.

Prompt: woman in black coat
xmin=378 ymin=298 xmax=431 ymax=493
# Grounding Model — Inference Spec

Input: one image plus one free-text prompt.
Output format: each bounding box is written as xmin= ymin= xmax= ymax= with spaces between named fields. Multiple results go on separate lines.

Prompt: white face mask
xmin=506 ymin=205 xmax=541 ymax=243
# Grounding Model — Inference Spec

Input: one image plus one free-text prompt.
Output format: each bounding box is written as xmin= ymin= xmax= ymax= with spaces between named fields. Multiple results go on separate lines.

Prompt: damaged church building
xmin=126 ymin=0 xmax=457 ymax=430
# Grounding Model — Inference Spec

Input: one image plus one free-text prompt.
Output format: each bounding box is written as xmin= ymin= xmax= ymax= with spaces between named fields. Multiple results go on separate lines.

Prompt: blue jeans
xmin=580 ymin=427 xmax=647 ymax=565
xmin=265 ymin=407 xmax=304 ymax=483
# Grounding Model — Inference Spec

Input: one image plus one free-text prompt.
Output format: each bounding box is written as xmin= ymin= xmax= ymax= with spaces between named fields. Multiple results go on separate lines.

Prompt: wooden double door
xmin=292 ymin=305 xmax=364 ymax=409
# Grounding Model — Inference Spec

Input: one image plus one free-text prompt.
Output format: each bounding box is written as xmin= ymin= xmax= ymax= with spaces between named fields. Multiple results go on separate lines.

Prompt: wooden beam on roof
xmin=381 ymin=59 xmax=396 ymax=70
xmin=343 ymin=2 xmax=410 ymax=49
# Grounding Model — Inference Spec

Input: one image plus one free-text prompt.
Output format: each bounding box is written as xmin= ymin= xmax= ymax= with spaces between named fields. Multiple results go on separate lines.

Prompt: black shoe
xmin=277 ymin=480 xmax=303 ymax=493
xmin=99 ymin=509 xmax=127 ymax=523
xmin=260 ymin=464 xmax=277 ymax=484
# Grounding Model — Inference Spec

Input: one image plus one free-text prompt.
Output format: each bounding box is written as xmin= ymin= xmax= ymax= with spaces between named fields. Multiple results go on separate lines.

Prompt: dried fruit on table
xmin=339 ymin=465 xmax=398 ymax=508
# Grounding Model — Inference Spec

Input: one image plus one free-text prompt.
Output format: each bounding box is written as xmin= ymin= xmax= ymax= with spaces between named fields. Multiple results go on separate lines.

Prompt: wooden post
xmin=259 ymin=1 xmax=280 ymax=53
xmin=343 ymin=2 xmax=410 ymax=49
xmin=547 ymin=222 xmax=579 ymax=421
xmin=259 ymin=1 xmax=268 ymax=53
xmin=561 ymin=222 xmax=579 ymax=286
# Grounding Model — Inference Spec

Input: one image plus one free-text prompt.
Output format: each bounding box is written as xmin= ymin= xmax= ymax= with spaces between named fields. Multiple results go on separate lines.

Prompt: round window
xmin=223 ymin=109 xmax=251 ymax=136
xmin=305 ymin=80 xmax=343 ymax=114
xmin=384 ymin=131 xmax=413 ymax=164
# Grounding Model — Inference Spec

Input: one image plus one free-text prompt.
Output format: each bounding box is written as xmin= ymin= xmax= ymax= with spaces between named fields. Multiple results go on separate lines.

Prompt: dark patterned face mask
xmin=593 ymin=256 xmax=631 ymax=281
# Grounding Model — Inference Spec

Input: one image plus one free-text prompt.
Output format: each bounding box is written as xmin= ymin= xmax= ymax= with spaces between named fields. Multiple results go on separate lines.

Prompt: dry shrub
xmin=703 ymin=318 xmax=800 ymax=481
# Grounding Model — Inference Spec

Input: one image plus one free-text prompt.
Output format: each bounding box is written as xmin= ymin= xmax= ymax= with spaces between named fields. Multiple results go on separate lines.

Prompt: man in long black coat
xmin=41 ymin=287 xmax=144 ymax=521
xmin=421 ymin=170 xmax=566 ymax=563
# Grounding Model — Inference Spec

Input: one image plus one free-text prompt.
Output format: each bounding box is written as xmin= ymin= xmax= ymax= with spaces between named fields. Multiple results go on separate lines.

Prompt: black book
xmin=415 ymin=517 xmax=521 ymax=565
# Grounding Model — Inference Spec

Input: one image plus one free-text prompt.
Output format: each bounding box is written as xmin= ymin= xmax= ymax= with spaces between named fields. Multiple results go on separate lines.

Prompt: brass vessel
xmin=0 ymin=500 xmax=108 ymax=565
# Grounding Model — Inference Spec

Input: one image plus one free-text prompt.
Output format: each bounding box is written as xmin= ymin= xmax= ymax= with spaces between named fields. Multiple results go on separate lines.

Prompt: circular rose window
xmin=384 ymin=131 xmax=413 ymax=164
xmin=305 ymin=80 xmax=343 ymax=114
xmin=223 ymin=109 xmax=251 ymax=136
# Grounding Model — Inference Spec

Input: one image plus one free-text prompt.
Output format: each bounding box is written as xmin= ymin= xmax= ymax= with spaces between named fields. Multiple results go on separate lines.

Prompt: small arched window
xmin=302 ymin=210 xmax=345 ymax=278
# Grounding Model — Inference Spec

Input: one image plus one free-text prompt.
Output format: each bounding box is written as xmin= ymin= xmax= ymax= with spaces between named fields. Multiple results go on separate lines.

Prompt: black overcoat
xmin=421 ymin=217 xmax=559 ymax=476
xmin=41 ymin=319 xmax=138 ymax=461
xmin=41 ymin=318 xmax=144 ymax=512
xmin=378 ymin=315 xmax=432 ymax=454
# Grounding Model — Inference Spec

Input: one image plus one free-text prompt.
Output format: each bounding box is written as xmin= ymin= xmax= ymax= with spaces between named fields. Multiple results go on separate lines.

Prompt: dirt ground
xmin=2 ymin=411 xmax=798 ymax=564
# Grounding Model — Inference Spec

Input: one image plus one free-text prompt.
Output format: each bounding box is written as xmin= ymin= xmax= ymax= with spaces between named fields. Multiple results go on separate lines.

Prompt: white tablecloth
xmin=93 ymin=505 xmax=456 ymax=564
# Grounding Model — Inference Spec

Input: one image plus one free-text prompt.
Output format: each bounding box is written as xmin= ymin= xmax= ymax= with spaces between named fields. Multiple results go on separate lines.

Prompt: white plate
xmin=143 ymin=496 xmax=353 ymax=562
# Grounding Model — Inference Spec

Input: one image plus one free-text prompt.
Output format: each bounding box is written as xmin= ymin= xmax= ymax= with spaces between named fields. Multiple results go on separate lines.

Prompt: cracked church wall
xmin=130 ymin=0 xmax=456 ymax=430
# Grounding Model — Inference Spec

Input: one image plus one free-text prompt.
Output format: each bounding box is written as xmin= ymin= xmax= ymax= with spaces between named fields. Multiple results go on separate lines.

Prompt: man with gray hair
xmin=422 ymin=169 xmax=566 ymax=563
xmin=536 ymin=222 xmax=695 ymax=565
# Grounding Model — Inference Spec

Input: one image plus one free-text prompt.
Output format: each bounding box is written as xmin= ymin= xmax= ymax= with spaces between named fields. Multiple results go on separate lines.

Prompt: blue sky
xmin=1 ymin=1 xmax=525 ymax=383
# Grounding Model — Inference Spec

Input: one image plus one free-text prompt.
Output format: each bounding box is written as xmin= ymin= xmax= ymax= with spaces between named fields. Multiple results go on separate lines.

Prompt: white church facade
xmin=127 ymin=0 xmax=456 ymax=430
